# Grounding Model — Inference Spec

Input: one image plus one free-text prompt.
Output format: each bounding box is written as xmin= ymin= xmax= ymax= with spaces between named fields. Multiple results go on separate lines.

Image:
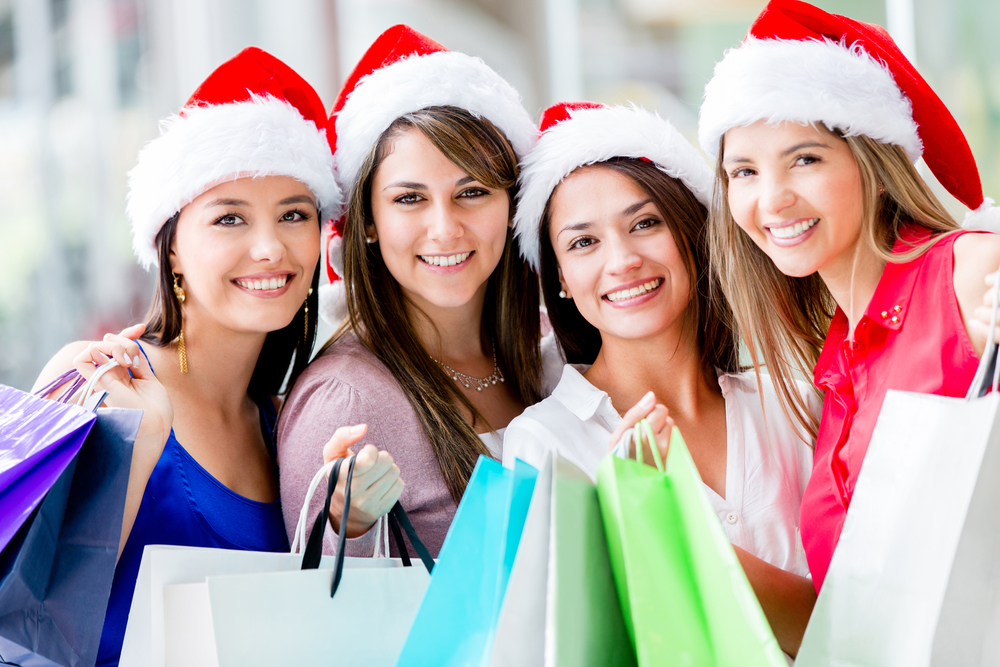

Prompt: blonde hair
xmin=709 ymin=126 xmax=960 ymax=438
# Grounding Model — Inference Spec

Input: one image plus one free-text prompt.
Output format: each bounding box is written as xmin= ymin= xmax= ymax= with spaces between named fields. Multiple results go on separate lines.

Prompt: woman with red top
xmin=700 ymin=0 xmax=1000 ymax=592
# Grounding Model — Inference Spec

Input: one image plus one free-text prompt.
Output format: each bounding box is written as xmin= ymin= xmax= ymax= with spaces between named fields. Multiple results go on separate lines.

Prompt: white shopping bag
xmin=797 ymin=275 xmax=1000 ymax=667
xmin=489 ymin=451 xmax=633 ymax=667
xmin=184 ymin=455 xmax=433 ymax=667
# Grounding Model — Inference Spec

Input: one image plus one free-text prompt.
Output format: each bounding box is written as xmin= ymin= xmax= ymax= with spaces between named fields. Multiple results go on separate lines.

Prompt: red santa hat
xmin=513 ymin=101 xmax=713 ymax=271
xmin=699 ymin=0 xmax=999 ymax=231
xmin=127 ymin=47 xmax=340 ymax=269
xmin=319 ymin=24 xmax=537 ymax=324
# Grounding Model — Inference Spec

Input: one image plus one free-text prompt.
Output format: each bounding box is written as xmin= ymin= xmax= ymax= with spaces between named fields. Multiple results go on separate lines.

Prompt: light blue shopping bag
xmin=395 ymin=456 xmax=537 ymax=667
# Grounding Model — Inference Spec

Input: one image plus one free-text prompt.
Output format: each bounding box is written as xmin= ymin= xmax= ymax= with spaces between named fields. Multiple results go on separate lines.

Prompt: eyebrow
xmin=279 ymin=195 xmax=316 ymax=207
xmin=382 ymin=176 xmax=479 ymax=192
xmin=557 ymin=221 xmax=593 ymax=239
xmin=780 ymin=141 xmax=830 ymax=156
xmin=205 ymin=198 xmax=250 ymax=208
xmin=623 ymin=199 xmax=653 ymax=217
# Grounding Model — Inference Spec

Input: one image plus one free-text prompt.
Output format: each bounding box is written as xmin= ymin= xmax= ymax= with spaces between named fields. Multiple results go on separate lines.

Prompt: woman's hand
xmin=608 ymin=390 xmax=674 ymax=465
xmin=322 ymin=424 xmax=404 ymax=538
xmin=972 ymin=271 xmax=1000 ymax=347
xmin=72 ymin=325 xmax=173 ymax=439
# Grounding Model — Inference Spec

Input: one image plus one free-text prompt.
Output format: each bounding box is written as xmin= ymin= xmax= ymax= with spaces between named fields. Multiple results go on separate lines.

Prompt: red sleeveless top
xmin=800 ymin=226 xmax=983 ymax=591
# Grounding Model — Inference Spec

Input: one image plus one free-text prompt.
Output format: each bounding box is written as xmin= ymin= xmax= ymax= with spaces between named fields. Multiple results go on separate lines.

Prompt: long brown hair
xmin=709 ymin=127 xmax=961 ymax=438
xmin=329 ymin=106 xmax=542 ymax=503
xmin=540 ymin=157 xmax=740 ymax=376
xmin=141 ymin=211 xmax=319 ymax=399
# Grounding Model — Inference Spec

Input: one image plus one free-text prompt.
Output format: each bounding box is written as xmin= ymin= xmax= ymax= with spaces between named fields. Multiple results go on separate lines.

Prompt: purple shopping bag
xmin=0 ymin=372 xmax=97 ymax=552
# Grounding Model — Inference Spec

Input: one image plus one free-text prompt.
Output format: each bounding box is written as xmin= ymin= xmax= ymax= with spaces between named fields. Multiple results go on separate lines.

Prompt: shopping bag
xmin=489 ymin=451 xmax=635 ymax=667
xmin=395 ymin=456 xmax=536 ymax=667
xmin=796 ymin=267 xmax=1000 ymax=667
xmin=597 ymin=421 xmax=785 ymax=667
xmin=0 ymin=371 xmax=96 ymax=553
xmin=142 ymin=455 xmax=435 ymax=667
xmin=0 ymin=367 xmax=140 ymax=667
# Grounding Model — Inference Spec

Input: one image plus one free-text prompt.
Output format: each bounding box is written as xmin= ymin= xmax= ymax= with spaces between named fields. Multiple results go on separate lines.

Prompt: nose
xmin=604 ymin=232 xmax=642 ymax=276
xmin=248 ymin=219 xmax=287 ymax=263
xmin=758 ymin=172 xmax=796 ymax=216
xmin=426 ymin=199 xmax=465 ymax=245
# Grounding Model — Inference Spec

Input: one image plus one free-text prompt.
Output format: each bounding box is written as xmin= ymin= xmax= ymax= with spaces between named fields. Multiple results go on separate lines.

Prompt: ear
xmin=168 ymin=248 xmax=181 ymax=275
xmin=557 ymin=265 xmax=571 ymax=299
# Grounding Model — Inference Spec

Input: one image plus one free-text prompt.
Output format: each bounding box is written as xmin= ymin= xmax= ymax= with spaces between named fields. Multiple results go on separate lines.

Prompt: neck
xmin=818 ymin=237 xmax=886 ymax=335
xmin=408 ymin=290 xmax=488 ymax=364
xmin=158 ymin=309 xmax=268 ymax=412
xmin=584 ymin=319 xmax=716 ymax=420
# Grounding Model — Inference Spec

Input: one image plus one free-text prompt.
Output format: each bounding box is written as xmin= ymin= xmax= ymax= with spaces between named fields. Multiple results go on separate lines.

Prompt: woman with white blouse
xmin=502 ymin=102 xmax=820 ymax=657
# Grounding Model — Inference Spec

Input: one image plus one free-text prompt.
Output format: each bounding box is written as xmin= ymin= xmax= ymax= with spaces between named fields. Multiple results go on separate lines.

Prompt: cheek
xmin=727 ymin=184 xmax=757 ymax=233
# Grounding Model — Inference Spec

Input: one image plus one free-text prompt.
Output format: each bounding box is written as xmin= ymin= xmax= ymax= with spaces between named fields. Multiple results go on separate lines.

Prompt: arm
xmin=953 ymin=232 xmax=1000 ymax=354
xmin=34 ymin=326 xmax=173 ymax=560
xmin=733 ymin=546 xmax=816 ymax=657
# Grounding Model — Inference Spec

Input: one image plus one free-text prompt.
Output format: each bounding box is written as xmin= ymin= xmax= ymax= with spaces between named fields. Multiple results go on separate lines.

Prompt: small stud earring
xmin=365 ymin=237 xmax=376 ymax=245
xmin=558 ymin=290 xmax=568 ymax=299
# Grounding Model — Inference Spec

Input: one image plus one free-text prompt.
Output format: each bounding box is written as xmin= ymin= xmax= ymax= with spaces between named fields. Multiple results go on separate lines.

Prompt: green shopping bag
xmin=596 ymin=421 xmax=785 ymax=667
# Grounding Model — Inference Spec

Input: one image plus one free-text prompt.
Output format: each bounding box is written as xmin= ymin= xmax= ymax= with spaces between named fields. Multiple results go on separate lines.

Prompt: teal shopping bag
xmin=396 ymin=456 xmax=537 ymax=667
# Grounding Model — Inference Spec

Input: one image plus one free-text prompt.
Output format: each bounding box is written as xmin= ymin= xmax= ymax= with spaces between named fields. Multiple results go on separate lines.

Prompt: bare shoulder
xmin=953 ymin=232 xmax=1000 ymax=305
xmin=31 ymin=340 xmax=92 ymax=393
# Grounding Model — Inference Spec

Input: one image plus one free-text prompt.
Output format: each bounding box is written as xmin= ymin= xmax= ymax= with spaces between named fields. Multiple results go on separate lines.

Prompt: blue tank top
xmin=96 ymin=345 xmax=289 ymax=666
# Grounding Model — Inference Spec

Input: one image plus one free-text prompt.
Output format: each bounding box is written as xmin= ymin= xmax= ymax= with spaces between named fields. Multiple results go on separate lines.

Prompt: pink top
xmin=276 ymin=332 xmax=457 ymax=557
xmin=800 ymin=226 xmax=983 ymax=590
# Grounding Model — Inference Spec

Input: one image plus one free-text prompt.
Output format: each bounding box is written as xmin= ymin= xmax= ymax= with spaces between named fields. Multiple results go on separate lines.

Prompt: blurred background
xmin=1 ymin=0 xmax=997 ymax=390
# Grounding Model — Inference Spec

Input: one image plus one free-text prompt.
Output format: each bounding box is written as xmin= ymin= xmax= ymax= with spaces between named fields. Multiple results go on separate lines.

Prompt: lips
xmin=603 ymin=277 xmax=663 ymax=303
xmin=768 ymin=218 xmax=819 ymax=240
xmin=418 ymin=251 xmax=473 ymax=267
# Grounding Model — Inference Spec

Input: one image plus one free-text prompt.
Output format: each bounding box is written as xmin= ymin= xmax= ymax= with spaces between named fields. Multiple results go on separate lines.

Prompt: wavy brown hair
xmin=539 ymin=157 xmax=740 ymax=377
xmin=327 ymin=106 xmax=542 ymax=503
xmin=709 ymin=127 xmax=961 ymax=438
xmin=141 ymin=211 xmax=319 ymax=399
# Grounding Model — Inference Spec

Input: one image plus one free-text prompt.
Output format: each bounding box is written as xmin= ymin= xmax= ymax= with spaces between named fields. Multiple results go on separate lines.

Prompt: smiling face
xmin=369 ymin=127 xmax=511 ymax=315
xmin=170 ymin=175 xmax=320 ymax=335
xmin=548 ymin=165 xmax=692 ymax=344
xmin=723 ymin=120 xmax=865 ymax=279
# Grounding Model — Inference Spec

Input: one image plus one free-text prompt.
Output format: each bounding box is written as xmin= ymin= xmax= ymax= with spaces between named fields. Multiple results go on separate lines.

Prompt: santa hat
xmin=127 ymin=47 xmax=340 ymax=269
xmin=699 ymin=0 xmax=1000 ymax=231
xmin=513 ymin=101 xmax=713 ymax=271
xmin=319 ymin=24 xmax=537 ymax=324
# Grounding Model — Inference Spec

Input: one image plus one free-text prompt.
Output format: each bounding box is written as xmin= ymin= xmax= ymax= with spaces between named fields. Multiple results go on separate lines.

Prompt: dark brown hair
xmin=141 ymin=211 xmax=319 ymax=399
xmin=328 ymin=105 xmax=542 ymax=503
xmin=539 ymin=157 xmax=740 ymax=376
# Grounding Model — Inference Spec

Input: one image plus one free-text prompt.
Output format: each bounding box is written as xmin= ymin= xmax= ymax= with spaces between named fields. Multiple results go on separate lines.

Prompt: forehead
xmin=188 ymin=174 xmax=316 ymax=207
xmin=374 ymin=127 xmax=465 ymax=182
xmin=549 ymin=165 xmax=650 ymax=220
xmin=722 ymin=120 xmax=838 ymax=159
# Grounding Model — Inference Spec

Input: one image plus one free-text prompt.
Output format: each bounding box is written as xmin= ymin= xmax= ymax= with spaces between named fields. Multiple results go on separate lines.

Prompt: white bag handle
xmin=966 ymin=266 xmax=1000 ymax=400
xmin=76 ymin=359 xmax=121 ymax=407
xmin=290 ymin=460 xmax=336 ymax=555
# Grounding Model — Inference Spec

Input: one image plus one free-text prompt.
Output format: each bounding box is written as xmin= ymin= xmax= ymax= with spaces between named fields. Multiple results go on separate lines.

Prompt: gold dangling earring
xmin=303 ymin=288 xmax=313 ymax=341
xmin=172 ymin=272 xmax=189 ymax=373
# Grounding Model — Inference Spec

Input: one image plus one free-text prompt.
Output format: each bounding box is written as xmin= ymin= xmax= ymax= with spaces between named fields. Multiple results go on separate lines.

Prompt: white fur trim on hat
xmin=698 ymin=37 xmax=922 ymax=161
xmin=128 ymin=94 xmax=341 ymax=269
xmin=513 ymin=105 xmax=713 ymax=271
xmin=333 ymin=51 xmax=536 ymax=211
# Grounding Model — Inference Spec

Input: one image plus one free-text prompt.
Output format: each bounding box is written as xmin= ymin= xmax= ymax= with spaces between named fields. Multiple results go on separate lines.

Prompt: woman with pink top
xmin=276 ymin=26 xmax=563 ymax=558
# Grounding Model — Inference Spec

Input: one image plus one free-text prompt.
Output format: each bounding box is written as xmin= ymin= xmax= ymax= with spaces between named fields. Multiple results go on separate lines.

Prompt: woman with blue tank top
xmin=32 ymin=47 xmax=341 ymax=666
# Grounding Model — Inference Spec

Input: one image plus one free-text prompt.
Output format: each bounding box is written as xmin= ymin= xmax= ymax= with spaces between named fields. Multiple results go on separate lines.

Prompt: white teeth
xmin=605 ymin=278 xmax=663 ymax=303
xmin=237 ymin=276 xmax=288 ymax=291
xmin=770 ymin=218 xmax=818 ymax=239
xmin=420 ymin=252 xmax=471 ymax=267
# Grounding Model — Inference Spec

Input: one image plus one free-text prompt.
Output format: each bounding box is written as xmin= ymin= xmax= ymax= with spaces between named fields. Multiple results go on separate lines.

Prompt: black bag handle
xmin=301 ymin=457 xmax=433 ymax=597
